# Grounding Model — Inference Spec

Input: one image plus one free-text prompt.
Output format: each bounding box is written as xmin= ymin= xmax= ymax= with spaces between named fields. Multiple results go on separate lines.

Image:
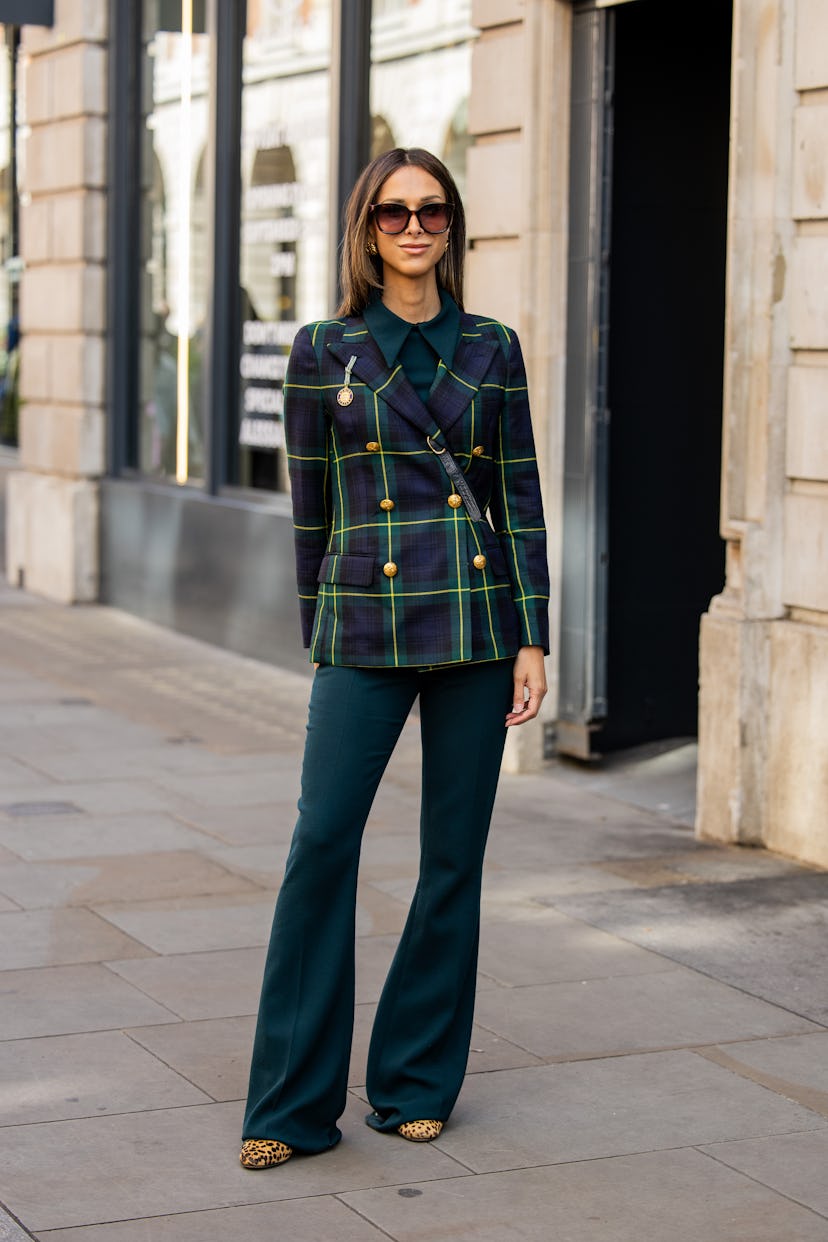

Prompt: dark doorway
xmin=557 ymin=0 xmax=731 ymax=756
xmin=601 ymin=0 xmax=730 ymax=748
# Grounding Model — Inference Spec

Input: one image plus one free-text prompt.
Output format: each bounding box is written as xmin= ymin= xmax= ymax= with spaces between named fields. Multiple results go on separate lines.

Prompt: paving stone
xmin=699 ymin=1032 xmax=828 ymax=1117
xmin=0 ymin=1204 xmax=35 ymax=1242
xmin=484 ymin=812 xmax=694 ymax=869
xmin=22 ymin=744 xmax=280 ymax=784
xmin=482 ymin=862 xmax=639 ymax=905
xmin=0 ymin=1030 xmax=210 ymax=1124
xmin=0 ymin=893 xmax=20 ymax=912
xmin=0 ymin=779 xmax=185 ymax=817
xmin=151 ymin=769 xmax=292 ymax=809
xmin=0 ymin=1097 xmax=469 ymax=1232
xmin=700 ymin=1129 xmax=828 ymax=1218
xmin=173 ymin=802 xmax=295 ymax=846
xmin=0 ymin=852 xmax=260 ymax=910
xmin=349 ymin=1003 xmax=543 ymax=1089
xmin=554 ymin=873 xmax=828 ymax=1024
xmin=0 ymin=908 xmax=153 ymax=970
xmin=477 ymin=911 xmax=674 ymax=987
xmin=126 ymin=1017 xmax=256 ymax=1103
xmin=474 ymin=967 xmax=820 ymax=1060
xmin=341 ymin=1146 xmax=828 ymax=1242
xmin=107 ymin=948 xmax=267 ymax=1020
xmin=431 ymin=1052 xmax=828 ymax=1173
xmin=0 ymin=964 xmax=178 ymax=1040
xmin=0 ymin=813 xmax=213 ymax=862
xmin=93 ymin=894 xmax=276 ymax=955
xmin=201 ymin=844 xmax=286 ymax=889
xmin=34 ymin=1197 xmax=390 ymax=1242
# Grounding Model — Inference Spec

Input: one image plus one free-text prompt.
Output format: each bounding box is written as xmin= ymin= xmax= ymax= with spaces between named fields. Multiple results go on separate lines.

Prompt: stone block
xmin=696 ymin=609 xmax=743 ymax=846
xmin=20 ymin=335 xmax=104 ymax=407
xmin=21 ymin=0 xmax=108 ymax=54
xmin=19 ymin=404 xmax=105 ymax=478
xmin=792 ymin=106 xmax=828 ymax=219
xmin=21 ymin=49 xmax=52 ymax=127
xmin=52 ymin=190 xmax=107 ymax=262
xmin=466 ymin=140 xmax=522 ymax=239
xmin=782 ymin=492 xmax=828 ymax=613
xmin=20 ymin=197 xmax=53 ymax=266
xmin=25 ymin=116 xmax=106 ymax=195
xmin=466 ymin=241 xmax=521 ymax=329
xmin=5 ymin=470 xmax=99 ymax=602
xmin=789 ymin=237 xmax=828 ymax=348
xmin=20 ymin=264 xmax=106 ymax=334
xmin=472 ymin=0 xmax=524 ymax=29
xmin=53 ymin=43 xmax=108 ymax=118
xmin=786 ymin=366 xmax=828 ymax=481
xmin=795 ymin=0 xmax=828 ymax=91
xmin=469 ymin=28 xmax=525 ymax=135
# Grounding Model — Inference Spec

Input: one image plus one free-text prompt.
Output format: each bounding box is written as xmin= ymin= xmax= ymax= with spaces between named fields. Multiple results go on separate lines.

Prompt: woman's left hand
xmin=505 ymin=646 xmax=547 ymax=727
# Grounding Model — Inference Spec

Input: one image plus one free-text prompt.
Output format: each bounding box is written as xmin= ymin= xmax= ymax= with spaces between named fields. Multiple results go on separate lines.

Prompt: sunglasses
xmin=369 ymin=202 xmax=453 ymax=235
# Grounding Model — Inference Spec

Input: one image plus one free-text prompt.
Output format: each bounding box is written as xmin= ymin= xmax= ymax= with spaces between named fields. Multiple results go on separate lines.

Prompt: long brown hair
xmin=337 ymin=148 xmax=466 ymax=317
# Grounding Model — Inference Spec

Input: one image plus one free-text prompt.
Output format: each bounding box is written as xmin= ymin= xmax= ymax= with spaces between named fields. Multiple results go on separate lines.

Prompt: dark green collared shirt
xmin=363 ymin=289 xmax=461 ymax=405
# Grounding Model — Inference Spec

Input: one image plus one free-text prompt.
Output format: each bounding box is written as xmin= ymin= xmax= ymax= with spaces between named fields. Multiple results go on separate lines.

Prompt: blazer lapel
xmin=425 ymin=327 xmax=499 ymax=436
xmin=327 ymin=331 xmax=440 ymax=441
xmin=326 ymin=313 xmax=499 ymax=443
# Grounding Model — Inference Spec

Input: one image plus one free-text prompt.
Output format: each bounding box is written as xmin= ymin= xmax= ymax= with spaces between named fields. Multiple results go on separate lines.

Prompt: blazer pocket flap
xmin=317 ymin=553 xmax=376 ymax=586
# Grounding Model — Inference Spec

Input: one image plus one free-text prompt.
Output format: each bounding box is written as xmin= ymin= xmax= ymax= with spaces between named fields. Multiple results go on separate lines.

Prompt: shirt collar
xmin=363 ymin=289 xmax=460 ymax=370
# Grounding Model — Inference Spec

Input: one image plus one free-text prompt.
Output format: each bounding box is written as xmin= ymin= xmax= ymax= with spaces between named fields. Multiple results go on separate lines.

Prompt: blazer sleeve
xmin=488 ymin=330 xmax=551 ymax=653
xmin=283 ymin=326 xmax=332 ymax=647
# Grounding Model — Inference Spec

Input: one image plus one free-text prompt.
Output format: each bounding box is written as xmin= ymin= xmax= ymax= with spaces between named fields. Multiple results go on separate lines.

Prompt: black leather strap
xmin=427 ymin=435 xmax=484 ymax=523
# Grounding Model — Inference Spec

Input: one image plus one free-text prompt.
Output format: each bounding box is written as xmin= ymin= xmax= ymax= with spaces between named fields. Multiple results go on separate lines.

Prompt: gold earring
xmin=366 ymin=239 xmax=378 ymax=256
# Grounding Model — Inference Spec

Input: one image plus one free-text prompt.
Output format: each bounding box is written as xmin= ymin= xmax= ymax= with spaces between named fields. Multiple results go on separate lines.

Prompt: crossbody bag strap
xmin=427 ymin=435 xmax=485 ymax=524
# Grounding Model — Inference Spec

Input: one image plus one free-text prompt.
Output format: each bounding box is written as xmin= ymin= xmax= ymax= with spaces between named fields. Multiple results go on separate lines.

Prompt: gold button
xmin=383 ymin=561 xmax=398 ymax=578
xmin=447 ymin=493 xmax=462 ymax=508
xmin=379 ymin=498 xmax=395 ymax=512
xmin=472 ymin=445 xmax=485 ymax=457
xmin=366 ymin=441 xmax=380 ymax=453
xmin=473 ymin=554 xmax=487 ymax=570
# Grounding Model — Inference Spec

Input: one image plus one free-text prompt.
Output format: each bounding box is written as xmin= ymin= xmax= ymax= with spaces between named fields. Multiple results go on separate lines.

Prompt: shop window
xmin=137 ymin=1 xmax=211 ymax=483
xmin=233 ymin=0 xmax=332 ymax=493
xmin=370 ymin=1 xmax=476 ymax=197
xmin=0 ymin=24 xmax=21 ymax=449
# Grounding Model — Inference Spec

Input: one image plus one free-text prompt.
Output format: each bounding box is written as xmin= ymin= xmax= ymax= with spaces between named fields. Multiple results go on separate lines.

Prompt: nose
xmin=405 ymin=209 xmax=423 ymax=235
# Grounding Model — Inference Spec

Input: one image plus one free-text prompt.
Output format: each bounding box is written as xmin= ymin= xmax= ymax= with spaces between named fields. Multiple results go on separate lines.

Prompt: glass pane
xmin=138 ymin=1 xmax=211 ymax=484
xmin=0 ymin=25 xmax=21 ymax=449
xmin=235 ymin=0 xmax=333 ymax=492
xmin=370 ymin=1 xmax=477 ymax=196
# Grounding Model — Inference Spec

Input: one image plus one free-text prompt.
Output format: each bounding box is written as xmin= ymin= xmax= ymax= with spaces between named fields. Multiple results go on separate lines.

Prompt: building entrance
xmin=558 ymin=0 xmax=732 ymax=757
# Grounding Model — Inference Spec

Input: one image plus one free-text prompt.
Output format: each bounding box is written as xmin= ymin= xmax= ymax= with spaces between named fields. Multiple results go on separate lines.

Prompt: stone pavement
xmin=0 ymin=582 xmax=827 ymax=1241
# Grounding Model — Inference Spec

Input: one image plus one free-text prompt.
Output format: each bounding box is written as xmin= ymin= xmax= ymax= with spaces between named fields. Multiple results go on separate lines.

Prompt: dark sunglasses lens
xmin=419 ymin=204 xmax=451 ymax=233
xmin=374 ymin=205 xmax=409 ymax=233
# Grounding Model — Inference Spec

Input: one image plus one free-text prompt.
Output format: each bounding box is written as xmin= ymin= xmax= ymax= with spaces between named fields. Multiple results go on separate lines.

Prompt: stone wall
xmin=467 ymin=0 xmax=571 ymax=771
xmin=5 ymin=0 xmax=107 ymax=601
xmin=697 ymin=0 xmax=828 ymax=867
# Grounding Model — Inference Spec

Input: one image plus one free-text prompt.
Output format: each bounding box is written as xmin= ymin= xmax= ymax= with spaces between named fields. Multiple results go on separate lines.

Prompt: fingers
xmin=505 ymin=687 xmax=544 ymax=727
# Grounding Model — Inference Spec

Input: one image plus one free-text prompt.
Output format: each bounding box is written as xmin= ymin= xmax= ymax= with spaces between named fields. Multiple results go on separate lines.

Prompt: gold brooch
xmin=337 ymin=355 xmax=358 ymax=406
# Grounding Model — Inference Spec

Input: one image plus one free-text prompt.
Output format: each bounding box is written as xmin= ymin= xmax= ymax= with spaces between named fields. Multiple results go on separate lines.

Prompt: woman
xmin=240 ymin=148 xmax=549 ymax=1169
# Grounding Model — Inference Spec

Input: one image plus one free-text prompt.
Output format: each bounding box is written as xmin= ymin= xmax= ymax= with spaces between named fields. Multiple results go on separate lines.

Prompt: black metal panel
xmin=105 ymin=0 xmax=142 ymax=476
xmin=204 ymin=0 xmax=244 ymax=493
xmin=334 ymin=0 xmax=372 ymax=280
xmin=0 ymin=0 xmax=53 ymax=25
xmin=101 ymin=479 xmax=309 ymax=676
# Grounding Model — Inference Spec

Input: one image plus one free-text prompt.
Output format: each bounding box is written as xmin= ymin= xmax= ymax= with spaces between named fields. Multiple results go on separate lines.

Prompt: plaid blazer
xmin=284 ymin=309 xmax=549 ymax=667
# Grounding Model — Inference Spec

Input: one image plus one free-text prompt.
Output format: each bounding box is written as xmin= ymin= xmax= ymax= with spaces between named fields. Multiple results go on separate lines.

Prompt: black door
xmin=558 ymin=0 xmax=731 ymax=754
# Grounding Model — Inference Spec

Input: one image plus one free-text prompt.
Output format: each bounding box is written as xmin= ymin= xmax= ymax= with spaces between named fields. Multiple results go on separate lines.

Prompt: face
xmin=370 ymin=165 xmax=451 ymax=283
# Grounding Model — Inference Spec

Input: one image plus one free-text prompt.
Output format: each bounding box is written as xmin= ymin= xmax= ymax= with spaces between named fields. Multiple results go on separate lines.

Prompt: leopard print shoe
xmin=239 ymin=1138 xmax=293 ymax=1169
xmin=397 ymin=1120 xmax=444 ymax=1143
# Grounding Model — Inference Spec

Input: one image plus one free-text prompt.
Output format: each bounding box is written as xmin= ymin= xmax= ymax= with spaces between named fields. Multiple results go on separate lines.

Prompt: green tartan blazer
xmin=284 ymin=308 xmax=550 ymax=667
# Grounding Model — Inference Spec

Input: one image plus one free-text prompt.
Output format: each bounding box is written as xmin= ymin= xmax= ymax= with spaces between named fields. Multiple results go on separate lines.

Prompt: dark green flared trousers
xmin=242 ymin=658 xmax=514 ymax=1153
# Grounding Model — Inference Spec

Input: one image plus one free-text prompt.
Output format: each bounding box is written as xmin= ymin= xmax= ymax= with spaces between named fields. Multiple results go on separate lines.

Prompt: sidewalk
xmin=1 ymin=581 xmax=827 ymax=1241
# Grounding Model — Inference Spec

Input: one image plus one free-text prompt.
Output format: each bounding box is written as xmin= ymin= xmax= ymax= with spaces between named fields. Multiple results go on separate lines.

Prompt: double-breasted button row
xmin=366 ymin=441 xmax=380 ymax=453
xmin=379 ymin=498 xmax=395 ymax=511
xmin=447 ymin=494 xmax=462 ymax=509
xmin=473 ymin=554 xmax=487 ymax=570
xmin=383 ymin=562 xmax=398 ymax=578
xmin=472 ymin=445 xmax=485 ymax=457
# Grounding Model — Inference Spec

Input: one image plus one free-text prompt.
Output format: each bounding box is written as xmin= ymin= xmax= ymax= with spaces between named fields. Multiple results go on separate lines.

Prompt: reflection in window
xmin=139 ymin=2 xmax=210 ymax=484
xmin=0 ymin=25 xmax=21 ymax=449
xmin=370 ymin=0 xmax=477 ymax=198
xmin=235 ymin=0 xmax=332 ymax=492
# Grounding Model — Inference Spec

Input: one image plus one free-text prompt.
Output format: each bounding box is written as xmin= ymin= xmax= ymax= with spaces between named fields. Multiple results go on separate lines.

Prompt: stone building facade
xmin=4 ymin=0 xmax=827 ymax=867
